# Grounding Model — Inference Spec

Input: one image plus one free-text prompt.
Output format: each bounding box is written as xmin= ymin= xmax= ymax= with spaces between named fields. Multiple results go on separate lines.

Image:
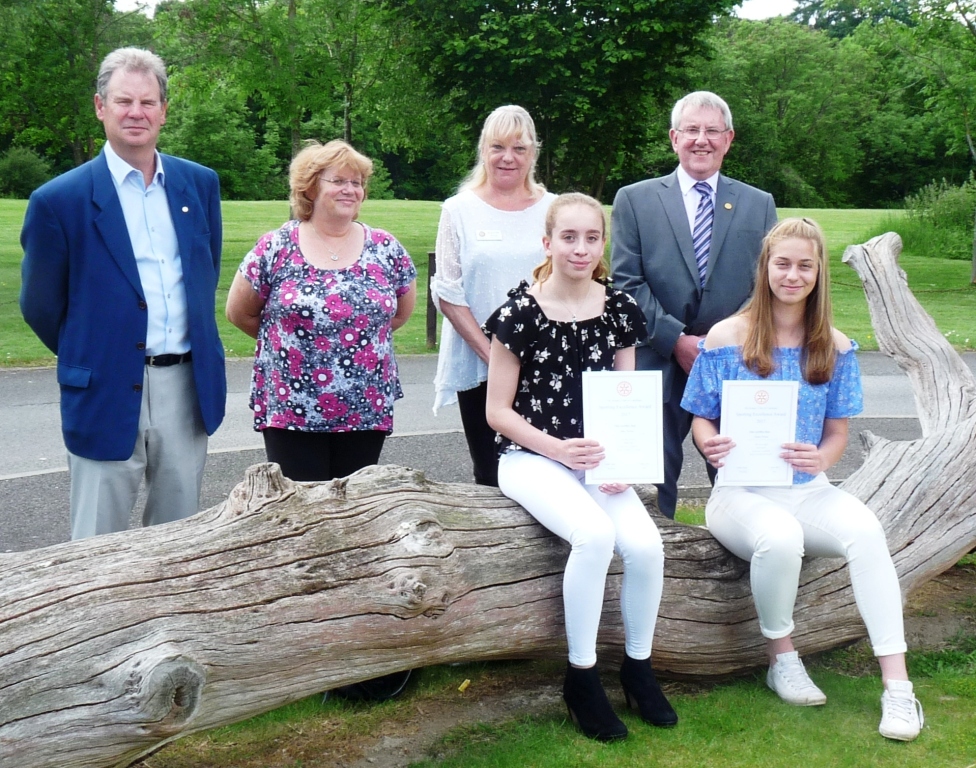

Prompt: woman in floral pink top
xmin=227 ymin=140 xmax=416 ymax=482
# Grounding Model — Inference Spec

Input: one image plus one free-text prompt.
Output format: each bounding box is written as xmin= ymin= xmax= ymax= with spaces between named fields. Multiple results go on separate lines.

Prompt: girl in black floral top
xmin=484 ymin=193 xmax=675 ymax=742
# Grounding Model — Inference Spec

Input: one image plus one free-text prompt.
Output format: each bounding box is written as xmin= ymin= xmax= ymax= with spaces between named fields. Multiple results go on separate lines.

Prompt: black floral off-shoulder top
xmin=482 ymin=280 xmax=646 ymax=455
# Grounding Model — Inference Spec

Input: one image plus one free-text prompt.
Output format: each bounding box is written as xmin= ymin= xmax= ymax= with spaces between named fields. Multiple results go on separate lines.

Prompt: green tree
xmin=845 ymin=19 xmax=964 ymax=205
xmin=0 ymin=147 xmax=52 ymax=198
xmin=159 ymin=71 xmax=287 ymax=200
xmin=691 ymin=18 xmax=870 ymax=206
xmin=153 ymin=0 xmax=464 ymax=199
xmin=864 ymin=1 xmax=976 ymax=278
xmin=0 ymin=0 xmax=150 ymax=169
xmin=790 ymin=0 xmax=913 ymax=37
xmin=381 ymin=0 xmax=738 ymax=198
xmin=317 ymin=0 xmax=398 ymax=146
xmin=154 ymin=0 xmax=337 ymax=158
xmin=155 ymin=0 xmax=403 ymax=157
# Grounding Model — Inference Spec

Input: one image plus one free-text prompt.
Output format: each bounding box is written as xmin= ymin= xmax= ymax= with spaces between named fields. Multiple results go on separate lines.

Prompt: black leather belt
xmin=145 ymin=352 xmax=192 ymax=367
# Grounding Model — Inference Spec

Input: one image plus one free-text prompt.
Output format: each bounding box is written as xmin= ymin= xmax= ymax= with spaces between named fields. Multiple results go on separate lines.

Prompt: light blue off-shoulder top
xmin=681 ymin=341 xmax=863 ymax=484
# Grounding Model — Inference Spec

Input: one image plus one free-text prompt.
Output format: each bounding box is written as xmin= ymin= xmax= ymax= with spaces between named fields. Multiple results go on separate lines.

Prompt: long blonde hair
xmin=741 ymin=217 xmax=835 ymax=384
xmin=532 ymin=193 xmax=609 ymax=284
xmin=458 ymin=105 xmax=546 ymax=197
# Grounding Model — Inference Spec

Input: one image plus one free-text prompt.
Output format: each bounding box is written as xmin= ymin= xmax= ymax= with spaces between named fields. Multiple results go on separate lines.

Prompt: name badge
xmin=476 ymin=229 xmax=503 ymax=241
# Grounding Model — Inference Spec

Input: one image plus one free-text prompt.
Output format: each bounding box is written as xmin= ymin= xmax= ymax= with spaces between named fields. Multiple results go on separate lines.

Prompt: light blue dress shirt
xmin=103 ymin=142 xmax=189 ymax=355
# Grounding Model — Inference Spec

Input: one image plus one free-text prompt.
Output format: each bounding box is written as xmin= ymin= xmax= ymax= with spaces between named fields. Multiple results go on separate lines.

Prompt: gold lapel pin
xmin=724 ymin=202 xmax=732 ymax=210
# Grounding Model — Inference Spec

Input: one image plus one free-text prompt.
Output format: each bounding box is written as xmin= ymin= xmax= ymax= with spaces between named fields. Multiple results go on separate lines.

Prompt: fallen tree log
xmin=1 ymin=231 xmax=975 ymax=768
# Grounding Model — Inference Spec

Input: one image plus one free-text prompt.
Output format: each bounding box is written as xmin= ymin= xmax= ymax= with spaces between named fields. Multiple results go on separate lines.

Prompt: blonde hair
xmin=458 ymin=105 xmax=546 ymax=196
xmin=532 ymin=193 xmax=609 ymax=284
xmin=289 ymin=140 xmax=373 ymax=221
xmin=741 ymin=217 xmax=835 ymax=384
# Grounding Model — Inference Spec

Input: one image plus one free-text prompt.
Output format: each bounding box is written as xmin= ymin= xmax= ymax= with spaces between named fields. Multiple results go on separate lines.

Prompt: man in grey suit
xmin=611 ymin=91 xmax=776 ymax=518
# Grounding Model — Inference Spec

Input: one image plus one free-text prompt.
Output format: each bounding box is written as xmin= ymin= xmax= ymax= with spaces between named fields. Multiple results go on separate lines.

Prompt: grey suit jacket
xmin=610 ymin=170 xmax=776 ymax=400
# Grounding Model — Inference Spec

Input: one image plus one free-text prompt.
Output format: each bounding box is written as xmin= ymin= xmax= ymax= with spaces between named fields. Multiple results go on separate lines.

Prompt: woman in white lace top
xmin=430 ymin=105 xmax=556 ymax=485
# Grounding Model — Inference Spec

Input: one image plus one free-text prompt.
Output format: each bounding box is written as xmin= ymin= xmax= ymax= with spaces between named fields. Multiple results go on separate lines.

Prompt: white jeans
xmin=498 ymin=450 xmax=665 ymax=667
xmin=705 ymin=474 xmax=906 ymax=656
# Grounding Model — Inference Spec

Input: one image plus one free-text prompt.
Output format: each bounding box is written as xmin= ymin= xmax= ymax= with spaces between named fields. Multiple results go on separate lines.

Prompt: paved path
xmin=2 ymin=353 xmax=971 ymax=553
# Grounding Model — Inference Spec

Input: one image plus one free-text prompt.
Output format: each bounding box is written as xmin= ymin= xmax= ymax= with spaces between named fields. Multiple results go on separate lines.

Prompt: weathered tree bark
xmin=1 ymin=232 xmax=974 ymax=768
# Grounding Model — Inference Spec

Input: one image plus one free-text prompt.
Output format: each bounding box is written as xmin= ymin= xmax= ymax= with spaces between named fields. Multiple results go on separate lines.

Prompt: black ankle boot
xmin=562 ymin=663 xmax=628 ymax=742
xmin=619 ymin=655 xmax=678 ymax=727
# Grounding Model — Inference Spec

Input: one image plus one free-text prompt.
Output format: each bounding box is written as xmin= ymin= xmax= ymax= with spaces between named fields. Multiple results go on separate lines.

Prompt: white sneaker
xmin=880 ymin=680 xmax=924 ymax=741
xmin=766 ymin=651 xmax=827 ymax=706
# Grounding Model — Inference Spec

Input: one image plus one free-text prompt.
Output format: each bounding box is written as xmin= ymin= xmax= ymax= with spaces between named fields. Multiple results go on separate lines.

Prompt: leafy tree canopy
xmin=691 ymin=18 xmax=870 ymax=206
xmin=154 ymin=0 xmax=341 ymax=157
xmin=789 ymin=0 xmax=913 ymax=38
xmin=382 ymin=0 xmax=738 ymax=197
xmin=0 ymin=0 xmax=150 ymax=170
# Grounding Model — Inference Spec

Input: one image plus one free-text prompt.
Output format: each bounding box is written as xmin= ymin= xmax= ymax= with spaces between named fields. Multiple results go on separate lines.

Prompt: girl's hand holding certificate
xmin=549 ymin=438 xmax=628 ymax=495
xmin=551 ymin=437 xmax=605 ymax=472
xmin=780 ymin=441 xmax=827 ymax=475
xmin=700 ymin=433 xmax=735 ymax=468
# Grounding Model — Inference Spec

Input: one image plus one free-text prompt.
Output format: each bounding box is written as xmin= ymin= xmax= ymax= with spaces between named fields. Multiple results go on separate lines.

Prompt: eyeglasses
xmin=675 ymin=127 xmax=728 ymax=140
xmin=322 ymin=177 xmax=364 ymax=190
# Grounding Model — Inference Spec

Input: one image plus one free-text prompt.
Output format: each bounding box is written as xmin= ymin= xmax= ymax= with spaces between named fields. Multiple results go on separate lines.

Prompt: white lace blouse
xmin=430 ymin=189 xmax=556 ymax=412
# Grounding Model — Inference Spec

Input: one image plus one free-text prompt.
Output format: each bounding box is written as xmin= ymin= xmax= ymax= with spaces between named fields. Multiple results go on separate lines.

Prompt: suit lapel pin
xmin=724 ymin=202 xmax=732 ymax=210
xmin=182 ymin=206 xmax=189 ymax=213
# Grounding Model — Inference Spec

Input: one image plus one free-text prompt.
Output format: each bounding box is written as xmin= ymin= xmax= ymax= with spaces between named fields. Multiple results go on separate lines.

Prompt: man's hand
xmin=674 ymin=333 xmax=704 ymax=375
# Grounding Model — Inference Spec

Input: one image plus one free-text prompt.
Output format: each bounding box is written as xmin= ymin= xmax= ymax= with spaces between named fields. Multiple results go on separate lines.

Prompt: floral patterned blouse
xmin=240 ymin=220 xmax=416 ymax=433
xmin=483 ymin=280 xmax=646 ymax=455
xmin=681 ymin=341 xmax=863 ymax=484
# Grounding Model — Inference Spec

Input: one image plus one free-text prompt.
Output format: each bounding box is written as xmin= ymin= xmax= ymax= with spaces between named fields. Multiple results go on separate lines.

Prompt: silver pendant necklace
xmin=312 ymin=222 xmax=346 ymax=261
xmin=558 ymin=283 xmax=592 ymax=329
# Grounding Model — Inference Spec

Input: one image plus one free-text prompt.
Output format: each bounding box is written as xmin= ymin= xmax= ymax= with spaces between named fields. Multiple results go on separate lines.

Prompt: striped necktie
xmin=692 ymin=181 xmax=713 ymax=286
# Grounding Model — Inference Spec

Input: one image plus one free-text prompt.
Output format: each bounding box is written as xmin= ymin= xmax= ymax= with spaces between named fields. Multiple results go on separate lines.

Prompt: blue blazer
xmin=20 ymin=150 xmax=226 ymax=461
xmin=611 ymin=170 xmax=777 ymax=401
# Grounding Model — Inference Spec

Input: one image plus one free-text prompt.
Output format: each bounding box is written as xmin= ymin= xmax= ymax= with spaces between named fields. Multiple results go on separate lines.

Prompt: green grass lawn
xmin=0 ymin=199 xmax=443 ymax=365
xmin=216 ymin=199 xmax=444 ymax=357
xmin=408 ymin=668 xmax=975 ymax=768
xmin=2 ymin=200 xmax=975 ymax=366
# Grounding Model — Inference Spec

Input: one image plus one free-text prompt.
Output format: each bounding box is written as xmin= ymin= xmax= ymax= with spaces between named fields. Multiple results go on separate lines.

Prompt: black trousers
xmin=456 ymin=381 xmax=499 ymax=487
xmin=262 ymin=428 xmax=387 ymax=482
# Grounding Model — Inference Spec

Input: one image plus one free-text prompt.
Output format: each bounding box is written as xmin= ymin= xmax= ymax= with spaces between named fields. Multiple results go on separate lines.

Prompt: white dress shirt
xmin=676 ymin=165 xmax=719 ymax=234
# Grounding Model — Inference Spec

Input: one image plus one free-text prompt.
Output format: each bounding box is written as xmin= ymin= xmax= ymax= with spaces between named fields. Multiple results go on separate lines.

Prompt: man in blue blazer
xmin=611 ymin=91 xmax=777 ymax=518
xmin=20 ymin=47 xmax=225 ymax=539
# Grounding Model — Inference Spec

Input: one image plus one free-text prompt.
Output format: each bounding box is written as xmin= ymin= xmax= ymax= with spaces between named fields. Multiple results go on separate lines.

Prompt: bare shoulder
xmin=704 ymin=315 xmax=748 ymax=350
xmin=831 ymin=327 xmax=853 ymax=353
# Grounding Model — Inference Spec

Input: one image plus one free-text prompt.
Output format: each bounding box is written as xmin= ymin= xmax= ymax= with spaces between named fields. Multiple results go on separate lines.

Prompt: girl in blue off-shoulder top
xmin=682 ymin=218 xmax=923 ymax=742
